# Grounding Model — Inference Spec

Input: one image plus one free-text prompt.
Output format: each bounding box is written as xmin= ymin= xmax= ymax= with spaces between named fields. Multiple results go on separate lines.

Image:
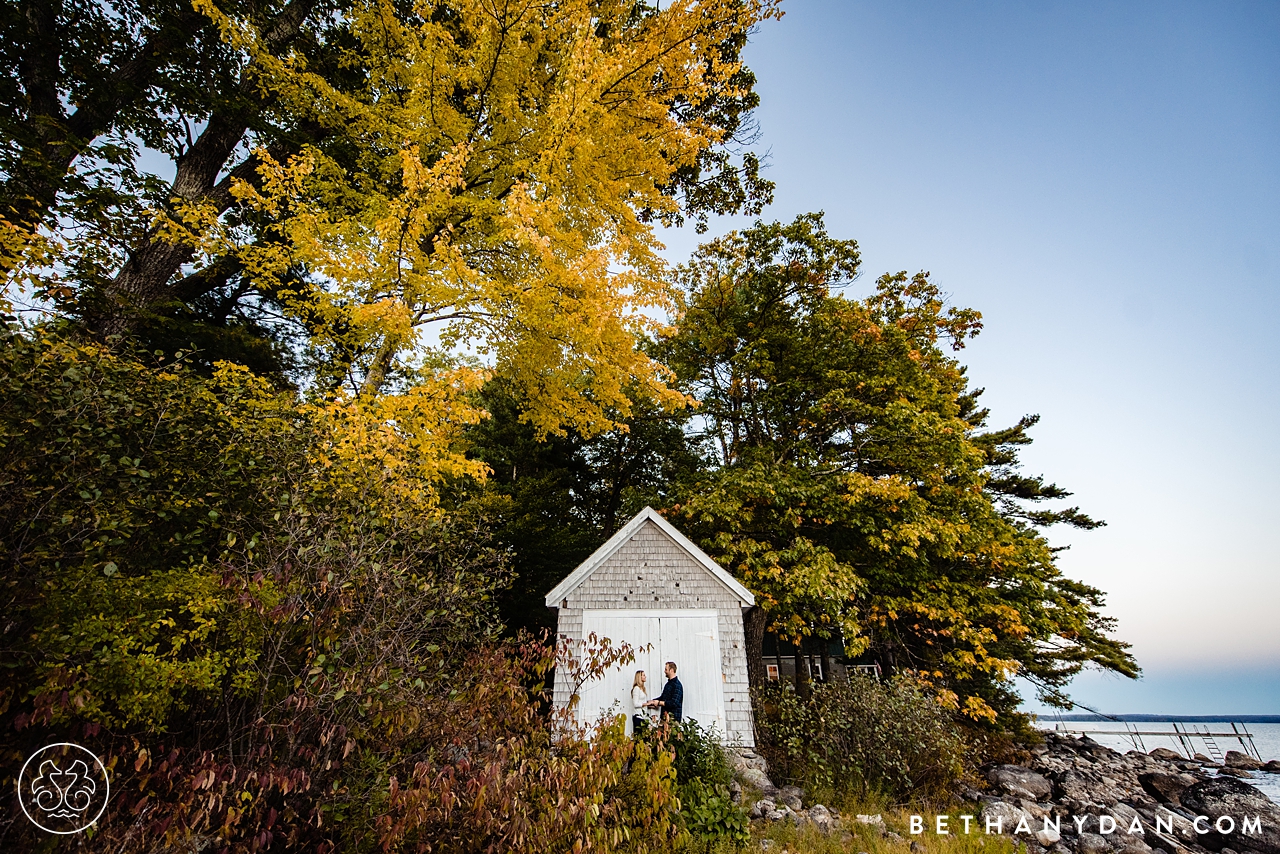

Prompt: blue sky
xmin=661 ymin=1 xmax=1280 ymax=715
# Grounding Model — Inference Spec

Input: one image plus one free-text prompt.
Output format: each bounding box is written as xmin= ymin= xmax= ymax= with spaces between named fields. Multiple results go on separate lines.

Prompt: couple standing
xmin=631 ymin=661 xmax=682 ymax=733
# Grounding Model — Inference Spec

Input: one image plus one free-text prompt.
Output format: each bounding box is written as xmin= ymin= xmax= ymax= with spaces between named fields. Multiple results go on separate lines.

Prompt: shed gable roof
xmin=544 ymin=507 xmax=755 ymax=608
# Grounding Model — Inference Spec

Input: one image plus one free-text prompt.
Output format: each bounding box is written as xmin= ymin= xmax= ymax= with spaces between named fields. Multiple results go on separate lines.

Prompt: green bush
xmin=680 ymin=778 xmax=751 ymax=846
xmin=754 ymin=674 xmax=967 ymax=802
xmin=666 ymin=718 xmax=733 ymax=789
xmin=645 ymin=718 xmax=749 ymax=846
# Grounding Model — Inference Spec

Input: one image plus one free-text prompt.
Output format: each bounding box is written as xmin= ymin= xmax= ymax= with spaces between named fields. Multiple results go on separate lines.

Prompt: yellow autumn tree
xmin=143 ymin=0 xmax=782 ymax=439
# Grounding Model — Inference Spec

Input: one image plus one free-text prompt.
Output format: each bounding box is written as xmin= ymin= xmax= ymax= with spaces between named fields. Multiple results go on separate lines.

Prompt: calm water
xmin=1034 ymin=721 xmax=1280 ymax=806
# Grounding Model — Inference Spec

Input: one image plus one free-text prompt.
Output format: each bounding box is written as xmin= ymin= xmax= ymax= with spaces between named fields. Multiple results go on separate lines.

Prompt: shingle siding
xmin=550 ymin=519 xmax=756 ymax=747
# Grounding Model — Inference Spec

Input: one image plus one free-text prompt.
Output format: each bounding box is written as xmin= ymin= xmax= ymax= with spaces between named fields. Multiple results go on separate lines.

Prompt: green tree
xmin=662 ymin=214 xmax=1136 ymax=722
xmin=460 ymin=378 xmax=696 ymax=634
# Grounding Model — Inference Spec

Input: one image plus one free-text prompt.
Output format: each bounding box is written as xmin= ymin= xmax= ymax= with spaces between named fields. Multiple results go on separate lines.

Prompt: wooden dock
xmin=1047 ymin=721 xmax=1262 ymax=761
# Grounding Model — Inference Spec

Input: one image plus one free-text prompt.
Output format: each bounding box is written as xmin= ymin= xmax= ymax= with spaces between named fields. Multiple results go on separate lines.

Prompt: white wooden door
xmin=575 ymin=612 xmax=657 ymax=731
xmin=577 ymin=610 xmax=725 ymax=737
xmin=660 ymin=614 xmax=726 ymax=734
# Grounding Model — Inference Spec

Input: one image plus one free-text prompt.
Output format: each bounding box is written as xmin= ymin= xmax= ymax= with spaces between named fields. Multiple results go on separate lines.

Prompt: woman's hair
xmin=633 ymin=670 xmax=646 ymax=689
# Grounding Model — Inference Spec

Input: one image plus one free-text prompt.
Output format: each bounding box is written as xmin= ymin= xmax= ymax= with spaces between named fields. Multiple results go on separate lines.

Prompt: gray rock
xmin=778 ymin=784 xmax=804 ymax=811
xmin=766 ymin=808 xmax=788 ymax=822
xmin=1179 ymin=776 xmax=1280 ymax=854
xmin=1224 ymin=752 xmax=1264 ymax=771
xmin=749 ymin=798 xmax=774 ymax=819
xmin=809 ymin=804 xmax=836 ymax=833
xmin=1218 ymin=767 xmax=1255 ymax=779
xmin=1151 ymin=807 xmax=1199 ymax=844
xmin=1262 ymin=760 xmax=1280 ymax=774
xmin=729 ymin=749 xmax=769 ymax=774
xmin=1116 ymin=841 xmax=1154 ymax=854
xmin=1038 ymin=826 xmax=1063 ymax=846
xmin=856 ymin=813 xmax=884 ymax=825
xmin=981 ymin=801 xmax=1034 ymax=835
xmin=1075 ymin=738 xmax=1121 ymax=762
xmin=1127 ymin=793 xmax=1161 ymax=813
xmin=1057 ymin=770 xmax=1103 ymax=803
xmin=739 ymin=767 xmax=778 ymax=796
xmin=1150 ymin=748 xmax=1185 ymax=762
xmin=1111 ymin=802 xmax=1146 ymax=835
xmin=1077 ymin=833 xmax=1112 ymax=854
xmin=910 ymin=842 xmax=926 ymax=853
xmin=989 ymin=765 xmax=1055 ymax=801
xmin=1139 ymin=772 xmax=1194 ymax=805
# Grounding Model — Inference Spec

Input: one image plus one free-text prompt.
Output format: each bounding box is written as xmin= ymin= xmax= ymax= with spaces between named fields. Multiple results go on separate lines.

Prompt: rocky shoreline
xmin=731 ymin=732 xmax=1280 ymax=854
xmin=965 ymin=732 xmax=1280 ymax=854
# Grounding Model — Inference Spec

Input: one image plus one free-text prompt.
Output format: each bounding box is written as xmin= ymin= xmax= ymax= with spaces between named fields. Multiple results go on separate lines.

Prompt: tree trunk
xmin=93 ymin=112 xmax=250 ymax=338
xmin=0 ymin=2 xmax=204 ymax=261
xmin=84 ymin=0 xmax=320 ymax=338
xmin=743 ymin=606 xmax=767 ymax=688
xmin=793 ymin=650 xmax=811 ymax=699
xmin=602 ymin=431 xmax=628 ymax=533
xmin=360 ymin=339 xmax=398 ymax=398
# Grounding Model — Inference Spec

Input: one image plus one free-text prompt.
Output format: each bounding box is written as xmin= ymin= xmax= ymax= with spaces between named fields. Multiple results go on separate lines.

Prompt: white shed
xmin=545 ymin=507 xmax=756 ymax=746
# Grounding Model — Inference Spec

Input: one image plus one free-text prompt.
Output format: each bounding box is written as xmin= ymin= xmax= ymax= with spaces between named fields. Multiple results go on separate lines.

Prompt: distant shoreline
xmin=1033 ymin=714 xmax=1280 ymax=723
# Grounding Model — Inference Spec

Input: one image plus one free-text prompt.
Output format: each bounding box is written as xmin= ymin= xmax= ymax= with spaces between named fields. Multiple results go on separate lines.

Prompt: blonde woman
xmin=631 ymin=670 xmax=651 ymax=735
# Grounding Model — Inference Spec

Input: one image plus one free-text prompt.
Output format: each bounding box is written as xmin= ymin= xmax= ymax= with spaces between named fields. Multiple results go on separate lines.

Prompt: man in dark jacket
xmin=648 ymin=661 xmax=683 ymax=722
